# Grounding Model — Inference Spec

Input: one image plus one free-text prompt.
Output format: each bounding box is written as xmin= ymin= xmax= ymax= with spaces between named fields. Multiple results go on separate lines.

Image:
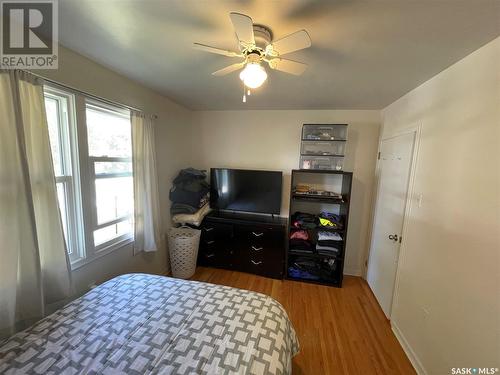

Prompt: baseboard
xmin=391 ymin=322 xmax=427 ymax=375
xmin=343 ymin=266 xmax=362 ymax=276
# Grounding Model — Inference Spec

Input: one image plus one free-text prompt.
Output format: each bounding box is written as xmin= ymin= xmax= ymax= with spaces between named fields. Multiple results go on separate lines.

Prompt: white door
xmin=367 ymin=132 xmax=415 ymax=318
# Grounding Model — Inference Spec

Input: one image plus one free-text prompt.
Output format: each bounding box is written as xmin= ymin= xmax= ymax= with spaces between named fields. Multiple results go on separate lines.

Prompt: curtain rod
xmin=26 ymin=70 xmax=158 ymax=119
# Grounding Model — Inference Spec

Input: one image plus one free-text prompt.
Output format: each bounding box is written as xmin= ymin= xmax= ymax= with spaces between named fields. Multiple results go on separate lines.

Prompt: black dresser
xmin=197 ymin=211 xmax=287 ymax=279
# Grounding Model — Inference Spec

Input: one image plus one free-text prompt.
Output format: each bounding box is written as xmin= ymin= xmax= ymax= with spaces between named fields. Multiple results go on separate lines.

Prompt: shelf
xmin=290 ymin=226 xmax=344 ymax=233
xmin=301 ymin=139 xmax=347 ymax=142
xmin=288 ymin=250 xmax=341 ymax=259
xmin=293 ymin=169 xmax=352 ymax=176
xmin=300 ymin=153 xmax=345 ymax=157
xmin=289 ymin=153 xmax=352 ymax=289
xmin=292 ymin=194 xmax=347 ymax=204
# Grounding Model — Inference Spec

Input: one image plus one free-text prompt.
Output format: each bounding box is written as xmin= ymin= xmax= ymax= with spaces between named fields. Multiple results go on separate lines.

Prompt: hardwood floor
xmin=191 ymin=267 xmax=416 ymax=375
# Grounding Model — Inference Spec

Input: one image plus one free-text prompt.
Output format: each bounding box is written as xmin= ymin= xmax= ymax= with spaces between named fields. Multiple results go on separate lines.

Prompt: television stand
xmin=197 ymin=211 xmax=287 ymax=279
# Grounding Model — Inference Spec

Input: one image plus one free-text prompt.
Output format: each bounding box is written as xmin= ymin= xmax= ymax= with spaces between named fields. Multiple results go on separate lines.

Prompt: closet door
xmin=367 ymin=131 xmax=415 ymax=318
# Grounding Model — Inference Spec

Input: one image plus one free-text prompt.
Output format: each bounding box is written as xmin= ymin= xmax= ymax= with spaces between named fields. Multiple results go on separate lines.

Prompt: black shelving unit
xmin=286 ymin=169 xmax=353 ymax=287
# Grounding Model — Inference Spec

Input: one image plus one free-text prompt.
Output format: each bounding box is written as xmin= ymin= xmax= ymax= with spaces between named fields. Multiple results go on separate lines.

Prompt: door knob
xmin=388 ymin=234 xmax=399 ymax=241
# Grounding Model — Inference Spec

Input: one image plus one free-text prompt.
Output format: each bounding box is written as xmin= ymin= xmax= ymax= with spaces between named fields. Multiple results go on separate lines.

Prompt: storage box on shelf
xmin=287 ymin=169 xmax=353 ymax=287
xmin=300 ymin=141 xmax=346 ymax=156
xmin=300 ymin=124 xmax=348 ymax=171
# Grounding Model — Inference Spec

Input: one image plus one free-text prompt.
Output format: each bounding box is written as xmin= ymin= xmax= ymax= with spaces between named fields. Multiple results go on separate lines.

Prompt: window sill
xmin=70 ymin=237 xmax=134 ymax=271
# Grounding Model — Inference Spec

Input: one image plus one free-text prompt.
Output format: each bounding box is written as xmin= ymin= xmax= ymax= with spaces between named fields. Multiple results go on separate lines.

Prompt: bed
xmin=0 ymin=273 xmax=299 ymax=374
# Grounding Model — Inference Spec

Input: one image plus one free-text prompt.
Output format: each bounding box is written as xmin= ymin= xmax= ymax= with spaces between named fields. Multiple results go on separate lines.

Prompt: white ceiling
xmin=57 ymin=0 xmax=500 ymax=110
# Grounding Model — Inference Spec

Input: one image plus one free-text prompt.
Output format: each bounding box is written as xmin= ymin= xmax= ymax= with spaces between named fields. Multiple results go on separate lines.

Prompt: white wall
xmin=380 ymin=37 xmax=500 ymax=374
xmin=192 ymin=110 xmax=380 ymax=275
xmin=38 ymin=46 xmax=195 ymax=294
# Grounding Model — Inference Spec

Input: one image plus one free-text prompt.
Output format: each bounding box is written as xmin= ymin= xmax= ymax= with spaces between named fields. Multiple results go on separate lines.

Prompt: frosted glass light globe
xmin=239 ymin=63 xmax=267 ymax=89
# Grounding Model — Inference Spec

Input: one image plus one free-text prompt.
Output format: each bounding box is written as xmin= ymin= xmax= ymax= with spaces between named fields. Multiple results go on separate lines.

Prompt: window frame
xmin=44 ymin=86 xmax=85 ymax=264
xmin=43 ymin=84 xmax=135 ymax=270
xmin=85 ymin=100 xmax=134 ymax=252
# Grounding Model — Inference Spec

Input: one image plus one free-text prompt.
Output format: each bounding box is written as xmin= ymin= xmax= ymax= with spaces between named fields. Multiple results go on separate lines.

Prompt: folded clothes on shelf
xmin=318 ymin=212 xmax=343 ymax=229
xmin=291 ymin=211 xmax=344 ymax=231
xmin=318 ymin=231 xmax=342 ymax=241
xmin=316 ymin=245 xmax=341 ymax=256
xmin=291 ymin=212 xmax=318 ymax=229
xmin=288 ymin=267 xmax=319 ymax=280
xmin=289 ymin=248 xmax=315 ymax=255
xmin=290 ymin=229 xmax=309 ymax=240
xmin=289 ymin=239 xmax=314 ymax=251
xmin=289 ymin=257 xmax=338 ymax=281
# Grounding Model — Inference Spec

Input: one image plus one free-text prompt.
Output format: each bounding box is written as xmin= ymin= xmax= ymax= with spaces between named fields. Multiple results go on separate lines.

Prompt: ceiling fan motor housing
xmin=253 ymin=24 xmax=273 ymax=49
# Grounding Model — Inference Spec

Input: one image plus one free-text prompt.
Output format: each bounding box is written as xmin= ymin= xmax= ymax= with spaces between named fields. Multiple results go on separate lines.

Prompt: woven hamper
xmin=167 ymin=226 xmax=201 ymax=279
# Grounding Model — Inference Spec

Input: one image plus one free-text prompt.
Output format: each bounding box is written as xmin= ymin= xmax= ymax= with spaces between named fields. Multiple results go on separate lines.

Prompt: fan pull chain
xmin=242 ymin=83 xmax=247 ymax=103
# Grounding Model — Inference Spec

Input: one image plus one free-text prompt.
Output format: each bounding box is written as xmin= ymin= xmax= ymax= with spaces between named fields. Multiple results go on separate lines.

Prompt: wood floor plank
xmin=190 ymin=267 xmax=416 ymax=375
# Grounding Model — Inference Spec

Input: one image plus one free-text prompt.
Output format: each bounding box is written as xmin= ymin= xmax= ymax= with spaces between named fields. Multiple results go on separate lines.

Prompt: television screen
xmin=210 ymin=168 xmax=282 ymax=215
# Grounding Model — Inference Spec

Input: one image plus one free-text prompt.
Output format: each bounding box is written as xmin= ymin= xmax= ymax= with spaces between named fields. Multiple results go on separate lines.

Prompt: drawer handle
xmin=251 ymin=246 xmax=263 ymax=252
xmin=251 ymin=260 xmax=263 ymax=265
xmin=206 ymin=240 xmax=215 ymax=245
xmin=206 ymin=253 xmax=215 ymax=258
xmin=204 ymin=227 xmax=214 ymax=232
xmin=252 ymin=232 xmax=264 ymax=237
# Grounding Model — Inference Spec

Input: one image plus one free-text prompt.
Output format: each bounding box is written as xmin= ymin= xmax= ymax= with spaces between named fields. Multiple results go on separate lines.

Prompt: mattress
xmin=0 ymin=273 xmax=299 ymax=374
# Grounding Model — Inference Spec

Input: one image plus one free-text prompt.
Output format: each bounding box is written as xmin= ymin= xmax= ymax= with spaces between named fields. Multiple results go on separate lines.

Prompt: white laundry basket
xmin=167 ymin=226 xmax=201 ymax=279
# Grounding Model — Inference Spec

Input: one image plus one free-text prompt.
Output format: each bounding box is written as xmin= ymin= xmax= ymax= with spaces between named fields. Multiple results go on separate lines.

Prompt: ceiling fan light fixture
xmin=239 ymin=63 xmax=267 ymax=89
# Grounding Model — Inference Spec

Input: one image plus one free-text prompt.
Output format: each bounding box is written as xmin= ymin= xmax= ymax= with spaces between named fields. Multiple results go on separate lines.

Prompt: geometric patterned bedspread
xmin=0 ymin=273 xmax=299 ymax=374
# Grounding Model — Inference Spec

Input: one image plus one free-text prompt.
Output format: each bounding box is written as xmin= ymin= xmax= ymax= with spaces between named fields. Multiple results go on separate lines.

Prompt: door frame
xmin=364 ymin=122 xmax=422 ymax=319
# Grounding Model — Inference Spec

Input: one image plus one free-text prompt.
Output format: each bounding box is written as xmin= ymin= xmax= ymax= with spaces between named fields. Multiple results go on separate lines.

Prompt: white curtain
xmin=0 ymin=70 xmax=72 ymax=338
xmin=131 ymin=112 xmax=162 ymax=253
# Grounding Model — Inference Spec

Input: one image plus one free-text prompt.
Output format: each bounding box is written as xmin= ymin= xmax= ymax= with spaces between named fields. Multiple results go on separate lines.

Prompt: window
xmin=85 ymin=102 xmax=134 ymax=249
xmin=44 ymin=87 xmax=84 ymax=263
xmin=44 ymin=86 xmax=134 ymax=268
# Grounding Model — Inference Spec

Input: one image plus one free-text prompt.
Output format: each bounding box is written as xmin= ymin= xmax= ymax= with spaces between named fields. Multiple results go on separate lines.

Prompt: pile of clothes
xmin=290 ymin=212 xmax=317 ymax=229
xmin=289 ymin=211 xmax=343 ymax=258
xmin=289 ymin=229 xmax=314 ymax=254
xmin=170 ymin=168 xmax=211 ymax=225
xmin=316 ymin=231 xmax=342 ymax=256
xmin=291 ymin=211 xmax=343 ymax=230
xmin=288 ymin=257 xmax=338 ymax=281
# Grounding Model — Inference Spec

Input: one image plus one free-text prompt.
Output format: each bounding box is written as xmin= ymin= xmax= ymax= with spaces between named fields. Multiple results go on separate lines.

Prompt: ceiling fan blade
xmin=267 ymin=58 xmax=307 ymax=75
xmin=271 ymin=30 xmax=312 ymax=56
xmin=212 ymin=62 xmax=246 ymax=76
xmin=229 ymin=12 xmax=255 ymax=47
xmin=193 ymin=43 xmax=241 ymax=57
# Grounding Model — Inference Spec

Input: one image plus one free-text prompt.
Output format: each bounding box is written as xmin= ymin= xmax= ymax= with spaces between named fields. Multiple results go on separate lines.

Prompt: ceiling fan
xmin=194 ymin=12 xmax=312 ymax=102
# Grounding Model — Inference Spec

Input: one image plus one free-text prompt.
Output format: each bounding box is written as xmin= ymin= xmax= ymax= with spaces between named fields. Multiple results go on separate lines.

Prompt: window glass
xmin=56 ymin=182 xmax=69 ymax=252
xmin=95 ymin=176 xmax=134 ymax=224
xmin=45 ymin=97 xmax=63 ymax=176
xmin=94 ymin=161 xmax=132 ymax=175
xmin=94 ymin=220 xmax=133 ymax=247
xmin=86 ymin=106 xmax=132 ymax=158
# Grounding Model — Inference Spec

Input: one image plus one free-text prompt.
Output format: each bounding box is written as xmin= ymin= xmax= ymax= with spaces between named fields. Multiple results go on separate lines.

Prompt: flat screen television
xmin=210 ymin=168 xmax=282 ymax=215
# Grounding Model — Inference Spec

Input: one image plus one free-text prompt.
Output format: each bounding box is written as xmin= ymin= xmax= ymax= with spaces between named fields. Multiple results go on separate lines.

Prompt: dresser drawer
xmin=198 ymin=241 xmax=236 ymax=268
xmin=200 ymin=222 xmax=233 ymax=241
xmin=236 ymin=225 xmax=283 ymax=245
xmin=242 ymin=252 xmax=284 ymax=279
